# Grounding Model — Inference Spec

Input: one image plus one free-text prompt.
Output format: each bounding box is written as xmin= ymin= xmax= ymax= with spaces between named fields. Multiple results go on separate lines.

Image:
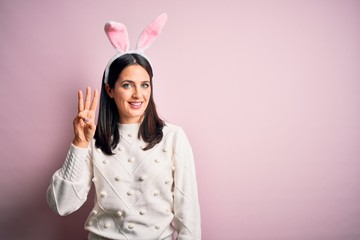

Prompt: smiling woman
xmin=106 ymin=60 xmax=152 ymax=124
xmin=97 ymin=53 xmax=164 ymax=154
xmin=46 ymin=13 xmax=201 ymax=240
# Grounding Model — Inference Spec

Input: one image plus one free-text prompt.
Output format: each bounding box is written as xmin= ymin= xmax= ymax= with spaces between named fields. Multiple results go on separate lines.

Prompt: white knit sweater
xmin=47 ymin=123 xmax=201 ymax=240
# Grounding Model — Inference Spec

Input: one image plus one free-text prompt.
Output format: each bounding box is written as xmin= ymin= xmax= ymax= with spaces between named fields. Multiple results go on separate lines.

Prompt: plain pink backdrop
xmin=1 ymin=0 xmax=360 ymax=239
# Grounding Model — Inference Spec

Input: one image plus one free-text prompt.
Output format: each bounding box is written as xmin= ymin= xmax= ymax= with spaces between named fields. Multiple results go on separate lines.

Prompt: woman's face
xmin=106 ymin=64 xmax=151 ymax=124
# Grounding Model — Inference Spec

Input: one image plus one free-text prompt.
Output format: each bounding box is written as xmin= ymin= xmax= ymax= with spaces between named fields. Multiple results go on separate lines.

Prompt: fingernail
xmin=83 ymin=118 xmax=89 ymax=123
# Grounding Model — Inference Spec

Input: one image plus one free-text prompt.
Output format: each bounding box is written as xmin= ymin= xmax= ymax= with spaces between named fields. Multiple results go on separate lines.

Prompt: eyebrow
xmin=121 ymin=80 xmax=150 ymax=84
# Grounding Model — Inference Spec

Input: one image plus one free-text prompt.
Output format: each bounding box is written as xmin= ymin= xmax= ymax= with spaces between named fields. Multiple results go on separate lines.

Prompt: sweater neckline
xmin=117 ymin=123 xmax=140 ymax=131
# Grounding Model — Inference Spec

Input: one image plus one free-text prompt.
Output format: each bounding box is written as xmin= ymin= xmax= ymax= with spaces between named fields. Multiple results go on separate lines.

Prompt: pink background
xmin=1 ymin=0 xmax=360 ymax=239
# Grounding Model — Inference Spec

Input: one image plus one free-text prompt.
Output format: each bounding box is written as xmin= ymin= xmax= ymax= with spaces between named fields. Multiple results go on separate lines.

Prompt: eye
xmin=122 ymin=83 xmax=132 ymax=89
xmin=141 ymin=83 xmax=150 ymax=88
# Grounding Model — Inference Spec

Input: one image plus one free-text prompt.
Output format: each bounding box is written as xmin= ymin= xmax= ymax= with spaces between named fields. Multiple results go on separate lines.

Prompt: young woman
xmin=46 ymin=19 xmax=201 ymax=239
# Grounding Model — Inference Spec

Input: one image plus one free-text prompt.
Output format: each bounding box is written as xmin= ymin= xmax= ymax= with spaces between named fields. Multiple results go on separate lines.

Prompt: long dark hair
xmin=94 ymin=53 xmax=165 ymax=155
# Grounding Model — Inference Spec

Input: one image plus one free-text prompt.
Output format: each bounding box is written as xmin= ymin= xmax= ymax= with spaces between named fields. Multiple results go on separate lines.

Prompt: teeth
xmin=130 ymin=102 xmax=141 ymax=106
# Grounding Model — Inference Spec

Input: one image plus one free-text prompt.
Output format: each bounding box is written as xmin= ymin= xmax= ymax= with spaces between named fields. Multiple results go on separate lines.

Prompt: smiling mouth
xmin=129 ymin=102 xmax=142 ymax=109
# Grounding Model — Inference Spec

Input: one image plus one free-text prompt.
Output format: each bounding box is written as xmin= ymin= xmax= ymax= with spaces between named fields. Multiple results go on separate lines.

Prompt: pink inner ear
xmin=104 ymin=21 xmax=129 ymax=52
xmin=137 ymin=13 xmax=168 ymax=50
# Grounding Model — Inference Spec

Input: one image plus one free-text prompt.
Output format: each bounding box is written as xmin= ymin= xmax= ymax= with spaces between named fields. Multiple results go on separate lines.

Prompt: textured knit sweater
xmin=47 ymin=123 xmax=201 ymax=240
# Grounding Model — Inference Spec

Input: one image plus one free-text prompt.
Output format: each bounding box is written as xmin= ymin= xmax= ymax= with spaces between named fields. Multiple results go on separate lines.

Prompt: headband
xmin=103 ymin=13 xmax=168 ymax=84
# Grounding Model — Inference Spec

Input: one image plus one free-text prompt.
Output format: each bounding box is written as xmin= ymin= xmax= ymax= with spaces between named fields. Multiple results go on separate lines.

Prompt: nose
xmin=132 ymin=87 xmax=140 ymax=99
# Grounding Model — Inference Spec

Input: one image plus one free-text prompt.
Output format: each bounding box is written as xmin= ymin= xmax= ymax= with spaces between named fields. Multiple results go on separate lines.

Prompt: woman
xmin=47 ymin=14 xmax=201 ymax=240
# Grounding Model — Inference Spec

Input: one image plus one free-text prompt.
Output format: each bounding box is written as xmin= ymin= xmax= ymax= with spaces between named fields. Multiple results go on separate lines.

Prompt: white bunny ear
xmin=104 ymin=21 xmax=130 ymax=53
xmin=136 ymin=13 xmax=168 ymax=51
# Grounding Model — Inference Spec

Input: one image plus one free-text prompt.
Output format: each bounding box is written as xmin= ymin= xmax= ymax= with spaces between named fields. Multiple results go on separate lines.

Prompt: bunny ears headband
xmin=103 ymin=13 xmax=168 ymax=84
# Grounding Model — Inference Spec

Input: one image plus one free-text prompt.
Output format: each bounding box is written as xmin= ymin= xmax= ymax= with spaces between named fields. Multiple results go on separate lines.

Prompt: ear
xmin=105 ymin=84 xmax=114 ymax=98
xmin=136 ymin=13 xmax=168 ymax=51
xmin=104 ymin=21 xmax=130 ymax=53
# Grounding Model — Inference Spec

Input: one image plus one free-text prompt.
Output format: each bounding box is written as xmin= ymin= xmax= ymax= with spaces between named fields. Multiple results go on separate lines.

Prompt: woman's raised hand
xmin=72 ymin=87 xmax=99 ymax=148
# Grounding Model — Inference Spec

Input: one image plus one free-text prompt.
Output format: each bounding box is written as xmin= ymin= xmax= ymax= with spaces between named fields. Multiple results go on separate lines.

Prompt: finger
xmin=87 ymin=122 xmax=97 ymax=131
xmin=84 ymin=87 xmax=91 ymax=110
xmin=78 ymin=90 xmax=84 ymax=112
xmin=77 ymin=111 xmax=90 ymax=123
xmin=73 ymin=115 xmax=85 ymax=128
xmin=90 ymin=89 xmax=99 ymax=111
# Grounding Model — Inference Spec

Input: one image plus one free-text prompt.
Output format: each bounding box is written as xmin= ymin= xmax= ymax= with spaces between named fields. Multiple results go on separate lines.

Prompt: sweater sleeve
xmin=46 ymin=144 xmax=93 ymax=216
xmin=173 ymin=127 xmax=201 ymax=240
